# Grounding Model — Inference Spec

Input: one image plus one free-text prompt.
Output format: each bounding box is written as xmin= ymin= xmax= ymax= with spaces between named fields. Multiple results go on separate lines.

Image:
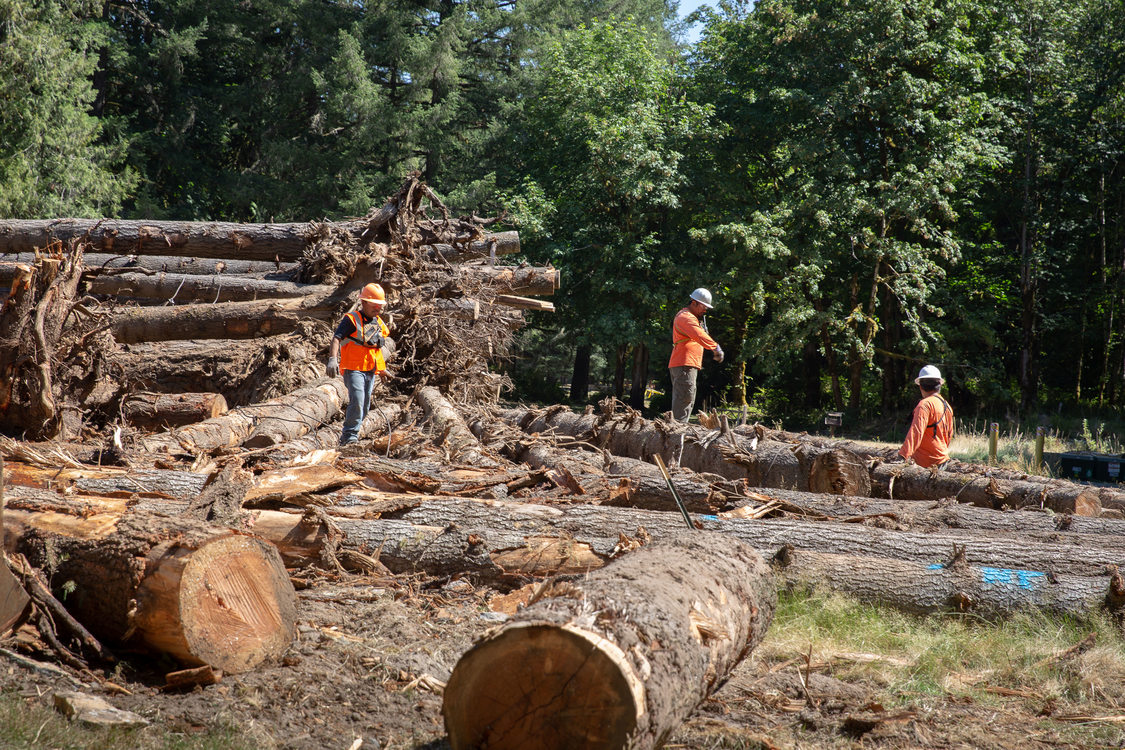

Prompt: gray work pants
xmin=669 ymin=366 xmax=699 ymax=422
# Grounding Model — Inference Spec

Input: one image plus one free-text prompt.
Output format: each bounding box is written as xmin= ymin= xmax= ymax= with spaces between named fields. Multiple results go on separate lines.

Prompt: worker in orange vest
xmin=327 ymin=283 xmax=391 ymax=445
xmin=668 ymin=288 xmax=724 ymax=422
xmin=899 ymin=364 xmax=954 ymax=468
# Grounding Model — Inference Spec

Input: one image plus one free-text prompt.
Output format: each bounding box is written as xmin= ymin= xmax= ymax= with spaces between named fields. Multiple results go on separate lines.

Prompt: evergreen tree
xmin=0 ymin=0 xmax=132 ymax=217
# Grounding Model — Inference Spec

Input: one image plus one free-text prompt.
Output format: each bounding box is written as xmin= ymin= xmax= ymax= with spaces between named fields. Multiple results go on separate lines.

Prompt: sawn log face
xmin=442 ymin=533 xmax=776 ymax=750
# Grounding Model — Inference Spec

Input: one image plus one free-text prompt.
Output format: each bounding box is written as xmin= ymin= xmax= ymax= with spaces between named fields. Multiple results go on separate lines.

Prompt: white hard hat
xmin=915 ymin=365 xmax=943 ymax=383
xmin=690 ymin=288 xmax=713 ymax=308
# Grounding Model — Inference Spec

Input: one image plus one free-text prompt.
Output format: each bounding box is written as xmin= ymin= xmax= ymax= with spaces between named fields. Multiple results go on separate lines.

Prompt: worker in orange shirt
xmin=899 ymin=365 xmax=954 ymax=468
xmin=668 ymin=288 xmax=724 ymax=422
xmin=327 ymin=283 xmax=392 ymax=445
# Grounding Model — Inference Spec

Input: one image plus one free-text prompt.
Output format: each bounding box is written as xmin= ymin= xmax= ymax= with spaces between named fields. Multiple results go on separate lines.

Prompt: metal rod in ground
xmin=653 ymin=453 xmax=695 ymax=530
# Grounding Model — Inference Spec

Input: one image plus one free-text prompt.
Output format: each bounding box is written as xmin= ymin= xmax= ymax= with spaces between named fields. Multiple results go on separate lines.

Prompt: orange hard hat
xmin=360 ymin=283 xmax=386 ymax=303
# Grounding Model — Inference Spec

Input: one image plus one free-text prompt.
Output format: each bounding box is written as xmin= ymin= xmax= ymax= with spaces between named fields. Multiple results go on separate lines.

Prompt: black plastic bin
xmin=1059 ymin=452 xmax=1125 ymax=483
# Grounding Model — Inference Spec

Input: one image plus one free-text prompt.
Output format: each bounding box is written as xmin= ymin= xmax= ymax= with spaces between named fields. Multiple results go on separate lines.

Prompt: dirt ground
xmin=4 ymin=570 xmax=1122 ymax=750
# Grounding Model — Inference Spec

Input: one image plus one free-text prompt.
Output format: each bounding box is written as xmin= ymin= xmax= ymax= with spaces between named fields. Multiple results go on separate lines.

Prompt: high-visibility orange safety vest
xmin=668 ymin=308 xmax=718 ymax=370
xmin=339 ymin=311 xmax=389 ymax=372
xmin=899 ymin=394 xmax=953 ymax=468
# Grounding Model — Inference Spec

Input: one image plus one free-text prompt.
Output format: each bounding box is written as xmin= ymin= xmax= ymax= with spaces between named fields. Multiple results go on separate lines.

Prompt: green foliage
xmin=504 ymin=18 xmax=712 ymax=365
xmin=0 ymin=0 xmax=134 ymax=217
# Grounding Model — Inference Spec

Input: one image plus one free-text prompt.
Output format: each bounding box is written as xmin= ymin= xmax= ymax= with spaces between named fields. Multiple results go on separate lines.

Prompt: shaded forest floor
xmin=4 ymin=578 xmax=1124 ymax=750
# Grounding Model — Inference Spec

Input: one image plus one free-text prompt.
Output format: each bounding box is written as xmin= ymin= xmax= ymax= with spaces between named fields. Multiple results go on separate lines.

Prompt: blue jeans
xmin=340 ymin=369 xmax=376 ymax=444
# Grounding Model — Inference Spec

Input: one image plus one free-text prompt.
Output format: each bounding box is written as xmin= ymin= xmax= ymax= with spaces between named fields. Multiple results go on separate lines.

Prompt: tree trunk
xmin=502 ymin=407 xmax=871 ymax=496
xmin=6 ymin=509 xmax=296 ymax=673
xmin=732 ymin=486 xmax=1125 ymax=538
xmin=0 ymin=218 xmax=319 ymax=262
xmin=776 ymin=547 xmax=1124 ymax=620
xmin=1 ymin=457 xmax=30 ymax=637
xmin=416 ymin=386 xmax=499 ymax=468
xmin=442 ymin=534 xmax=776 ymax=750
xmin=455 ymin=265 xmax=560 ymax=296
xmin=570 ymin=344 xmax=591 ymax=403
xmin=122 ymin=392 xmax=229 ymax=430
xmin=871 ymin=463 xmax=1101 ymax=516
xmin=0 ymin=218 xmax=518 ymax=264
xmin=86 ymin=271 xmax=333 ymax=304
xmin=613 ymin=344 xmax=627 ymax=399
xmin=109 ymin=294 xmax=339 ymax=344
xmin=114 ymin=333 xmax=328 ymax=407
xmin=628 ymin=342 xmax=648 ymax=409
xmin=140 ymin=378 xmax=347 ymax=455
xmin=254 ymin=496 xmax=1125 ymax=581
xmin=426 ymin=231 xmax=521 ymax=262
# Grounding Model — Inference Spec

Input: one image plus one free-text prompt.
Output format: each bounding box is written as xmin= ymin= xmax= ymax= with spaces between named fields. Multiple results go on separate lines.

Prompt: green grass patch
xmin=0 ymin=690 xmax=256 ymax=750
xmin=760 ymin=588 xmax=1125 ymax=709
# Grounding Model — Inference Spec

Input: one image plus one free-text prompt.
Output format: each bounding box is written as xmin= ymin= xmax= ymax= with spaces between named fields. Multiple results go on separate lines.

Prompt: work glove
xmin=326 ymin=356 xmax=340 ymax=378
xmin=713 ymin=345 xmax=725 ymax=364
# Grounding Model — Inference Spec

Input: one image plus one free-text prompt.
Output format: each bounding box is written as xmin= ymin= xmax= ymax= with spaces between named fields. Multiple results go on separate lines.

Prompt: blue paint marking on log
xmin=700 ymin=515 xmax=719 ymax=521
xmin=927 ymin=563 xmax=1046 ymax=590
xmin=980 ymin=567 xmax=1045 ymax=590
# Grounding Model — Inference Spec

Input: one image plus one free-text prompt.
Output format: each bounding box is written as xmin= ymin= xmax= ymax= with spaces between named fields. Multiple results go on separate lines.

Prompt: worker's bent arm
xmin=329 ymin=337 xmax=341 ymax=360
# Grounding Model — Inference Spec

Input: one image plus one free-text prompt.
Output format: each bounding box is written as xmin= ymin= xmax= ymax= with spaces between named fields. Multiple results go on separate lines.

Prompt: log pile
xmin=3 ymin=175 xmax=1124 ymax=745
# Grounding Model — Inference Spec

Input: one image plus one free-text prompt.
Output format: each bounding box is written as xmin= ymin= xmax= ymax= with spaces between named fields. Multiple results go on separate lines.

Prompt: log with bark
xmin=5 ymin=508 xmax=296 ymax=672
xmin=109 ymin=294 xmax=339 ymax=344
xmin=139 ymin=378 xmax=347 ymax=455
xmin=502 ymin=407 xmax=871 ymax=496
xmin=442 ymin=533 xmax=776 ymax=750
xmin=417 ymin=386 xmax=499 ymax=468
xmin=113 ymin=331 xmax=328 ymax=407
xmin=10 ymin=488 xmax=1125 ymax=620
xmin=0 ymin=218 xmax=519 ymax=264
xmin=123 ymin=392 xmax=229 ymax=430
xmin=86 ymin=271 xmax=333 ymax=305
xmin=242 ymin=495 xmax=1125 ymax=585
xmin=872 ymin=463 xmax=1102 ymax=516
xmin=1 ymin=457 xmax=31 ymax=636
xmin=3 ymin=253 xmax=296 ymax=277
xmin=457 ymin=265 xmax=559 ymax=297
xmin=776 ymin=547 xmax=1125 ymax=620
xmin=731 ymin=486 xmax=1125 ymax=537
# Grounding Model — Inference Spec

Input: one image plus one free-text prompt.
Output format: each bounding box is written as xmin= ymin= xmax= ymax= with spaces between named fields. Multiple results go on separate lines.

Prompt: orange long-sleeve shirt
xmin=668 ymin=307 xmax=718 ymax=369
xmin=899 ymin=394 xmax=954 ymax=468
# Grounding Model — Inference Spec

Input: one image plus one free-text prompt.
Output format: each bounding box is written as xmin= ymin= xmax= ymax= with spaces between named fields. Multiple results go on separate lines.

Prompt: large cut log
xmin=458 ymin=265 xmax=560 ymax=296
xmin=114 ymin=334 xmax=327 ymax=406
xmin=776 ymin=547 xmax=1125 ymax=620
xmin=3 ymin=253 xmax=296 ymax=276
xmin=502 ymin=407 xmax=871 ymax=496
xmin=242 ymin=379 xmax=356 ymax=450
xmin=122 ymin=392 xmax=229 ymax=430
xmin=86 ymin=271 xmax=333 ymax=304
xmin=417 ymin=386 xmax=500 ymax=468
xmin=109 ymin=294 xmax=338 ymax=344
xmin=427 ymin=230 xmax=521 ymax=262
xmin=872 ymin=463 xmax=1101 ymax=516
xmin=244 ymin=496 xmax=1125 ymax=584
xmin=139 ymin=378 xmax=347 ymax=455
xmin=0 ymin=461 xmax=210 ymax=500
xmin=733 ymin=486 xmax=1125 ymax=537
xmin=442 ymin=533 xmax=776 ymax=750
xmin=0 ymin=218 xmax=319 ymax=262
xmin=11 ymin=490 xmax=1125 ymax=621
xmin=0 ymin=218 xmax=518 ymax=263
xmin=6 ymin=508 xmax=296 ymax=672
xmin=1 ymin=458 xmax=31 ymax=636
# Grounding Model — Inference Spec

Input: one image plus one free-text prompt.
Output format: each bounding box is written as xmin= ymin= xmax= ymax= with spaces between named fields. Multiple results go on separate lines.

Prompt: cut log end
xmin=444 ymin=622 xmax=641 ymax=750
xmin=135 ymin=534 xmax=296 ymax=674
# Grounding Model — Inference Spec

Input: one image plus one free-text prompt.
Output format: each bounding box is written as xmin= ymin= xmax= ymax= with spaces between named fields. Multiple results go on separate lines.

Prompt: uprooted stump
xmin=442 ymin=533 xmax=776 ymax=750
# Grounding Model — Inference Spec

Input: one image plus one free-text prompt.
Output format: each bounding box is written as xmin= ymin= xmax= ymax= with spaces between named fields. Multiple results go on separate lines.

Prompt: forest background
xmin=2 ymin=0 xmax=1123 ymax=439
